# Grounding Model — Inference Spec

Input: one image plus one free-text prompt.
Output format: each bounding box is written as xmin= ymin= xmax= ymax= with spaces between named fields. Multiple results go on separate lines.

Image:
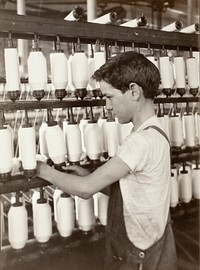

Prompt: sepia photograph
xmin=0 ymin=0 xmax=199 ymax=269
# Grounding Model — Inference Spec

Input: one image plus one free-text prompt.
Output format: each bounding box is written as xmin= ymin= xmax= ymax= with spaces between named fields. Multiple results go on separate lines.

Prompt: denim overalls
xmin=104 ymin=126 xmax=177 ymax=270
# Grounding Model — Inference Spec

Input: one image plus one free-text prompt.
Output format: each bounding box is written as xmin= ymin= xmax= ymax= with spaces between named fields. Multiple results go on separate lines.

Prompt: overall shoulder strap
xmin=144 ymin=125 xmax=172 ymax=226
xmin=144 ymin=125 xmax=170 ymax=147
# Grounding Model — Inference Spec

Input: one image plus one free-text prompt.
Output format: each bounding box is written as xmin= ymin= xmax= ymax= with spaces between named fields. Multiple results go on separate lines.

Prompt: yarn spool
xmin=4 ymin=46 xmax=21 ymax=101
xmin=8 ymin=192 xmax=28 ymax=249
xmin=186 ymin=56 xmax=199 ymax=96
xmin=77 ymin=197 xmax=95 ymax=232
xmin=57 ymin=193 xmax=75 ymax=237
xmin=53 ymin=188 xmax=63 ymax=222
xmin=169 ymin=114 xmax=183 ymax=147
xmin=118 ymin=121 xmax=133 ymax=145
xmin=106 ymin=110 xmax=119 ymax=158
xmin=178 ymin=165 xmax=192 ymax=203
xmin=18 ymin=111 xmax=36 ymax=178
xmin=84 ymin=120 xmax=103 ymax=164
xmin=71 ymin=49 xmax=89 ymax=99
xmin=50 ymin=40 xmax=68 ymax=100
xmin=39 ymin=122 xmax=49 ymax=161
xmin=45 ymin=110 xmax=66 ymax=170
xmin=174 ymin=56 xmax=186 ymax=96
xmin=64 ymin=121 xmax=82 ymax=165
xmin=0 ymin=112 xmax=13 ymax=180
xmin=162 ymin=21 xmax=183 ymax=32
xmin=170 ymin=172 xmax=179 ymax=208
xmin=98 ymin=193 xmax=109 ymax=226
xmin=183 ymin=112 xmax=196 ymax=147
xmin=66 ymin=54 xmax=75 ymax=94
xmin=79 ymin=116 xmax=90 ymax=154
xmin=191 ymin=162 xmax=200 ymax=199
xmin=27 ymin=38 xmax=47 ymax=101
xmin=159 ymin=55 xmax=174 ymax=97
xmin=90 ymin=11 xmax=118 ymax=24
xmin=98 ymin=116 xmax=108 ymax=156
xmin=120 ymin=15 xmax=147 ymax=27
xmin=33 ymin=188 xmax=52 ymax=243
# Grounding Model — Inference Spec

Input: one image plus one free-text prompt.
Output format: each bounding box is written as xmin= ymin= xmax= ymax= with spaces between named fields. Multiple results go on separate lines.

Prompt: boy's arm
xmin=36 ymin=155 xmax=129 ymax=199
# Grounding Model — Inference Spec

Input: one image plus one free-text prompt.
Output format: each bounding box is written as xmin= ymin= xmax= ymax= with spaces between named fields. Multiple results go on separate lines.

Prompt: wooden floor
xmin=1 ymin=200 xmax=199 ymax=270
xmin=172 ymin=200 xmax=200 ymax=270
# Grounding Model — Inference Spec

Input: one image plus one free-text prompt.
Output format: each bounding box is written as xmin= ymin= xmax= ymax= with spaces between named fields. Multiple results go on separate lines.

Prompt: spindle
xmin=174 ymin=48 xmax=186 ymax=96
xmin=72 ymin=38 xmax=89 ymax=99
xmin=50 ymin=37 xmax=68 ymax=100
xmin=27 ymin=35 xmax=47 ymax=101
xmin=159 ymin=49 xmax=174 ymax=97
xmin=64 ymin=109 xmax=82 ymax=165
xmin=98 ymin=109 xmax=108 ymax=157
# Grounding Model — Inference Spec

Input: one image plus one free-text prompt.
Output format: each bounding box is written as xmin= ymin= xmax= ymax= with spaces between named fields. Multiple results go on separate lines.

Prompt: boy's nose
xmin=106 ymin=98 xmax=112 ymax=110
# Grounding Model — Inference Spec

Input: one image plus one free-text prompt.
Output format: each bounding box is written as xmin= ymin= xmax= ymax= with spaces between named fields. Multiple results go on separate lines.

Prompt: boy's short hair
xmin=93 ymin=51 xmax=160 ymax=99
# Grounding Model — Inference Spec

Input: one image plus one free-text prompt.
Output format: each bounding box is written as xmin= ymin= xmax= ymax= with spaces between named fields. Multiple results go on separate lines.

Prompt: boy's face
xmin=99 ymin=80 xmax=134 ymax=124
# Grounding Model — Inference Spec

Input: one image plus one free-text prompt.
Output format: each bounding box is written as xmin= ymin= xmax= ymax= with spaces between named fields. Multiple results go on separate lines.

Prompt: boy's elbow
xmin=78 ymin=191 xmax=92 ymax=200
xmin=77 ymin=180 xmax=94 ymax=199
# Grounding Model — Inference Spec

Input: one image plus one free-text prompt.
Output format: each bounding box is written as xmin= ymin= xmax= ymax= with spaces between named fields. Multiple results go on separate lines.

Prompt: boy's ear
xmin=129 ymin=83 xmax=141 ymax=101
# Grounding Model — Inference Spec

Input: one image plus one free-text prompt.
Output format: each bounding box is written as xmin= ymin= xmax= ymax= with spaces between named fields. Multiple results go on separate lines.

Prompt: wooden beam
xmin=0 ymin=13 xmax=199 ymax=50
xmin=0 ymin=98 xmax=106 ymax=111
xmin=0 ymin=97 xmax=199 ymax=112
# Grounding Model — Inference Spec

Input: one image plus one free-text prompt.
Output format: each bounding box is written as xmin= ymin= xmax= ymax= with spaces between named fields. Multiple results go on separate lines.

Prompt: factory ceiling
xmin=0 ymin=0 xmax=199 ymax=29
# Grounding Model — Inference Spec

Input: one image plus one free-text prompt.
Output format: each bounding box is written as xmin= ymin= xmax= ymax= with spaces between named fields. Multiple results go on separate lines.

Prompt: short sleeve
xmin=116 ymin=132 xmax=149 ymax=172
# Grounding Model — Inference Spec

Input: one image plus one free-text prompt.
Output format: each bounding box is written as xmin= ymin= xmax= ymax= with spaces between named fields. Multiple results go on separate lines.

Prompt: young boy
xmin=36 ymin=51 xmax=177 ymax=270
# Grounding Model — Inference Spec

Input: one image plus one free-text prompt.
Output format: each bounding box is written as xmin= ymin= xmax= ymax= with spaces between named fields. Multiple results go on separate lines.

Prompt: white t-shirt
xmin=117 ymin=115 xmax=171 ymax=250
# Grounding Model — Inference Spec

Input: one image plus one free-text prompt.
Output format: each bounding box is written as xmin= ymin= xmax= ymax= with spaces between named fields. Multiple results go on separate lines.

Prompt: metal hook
xmin=176 ymin=45 xmax=180 ymax=56
xmin=32 ymin=33 xmax=40 ymax=50
xmin=52 ymin=40 xmax=57 ymax=51
xmin=132 ymin=42 xmax=135 ymax=51
xmin=56 ymin=35 xmax=60 ymax=43
xmin=147 ymin=43 xmax=151 ymax=54
xmin=56 ymin=35 xmax=61 ymax=51
xmin=114 ymin=41 xmax=118 ymax=49
xmin=8 ymin=31 xmax=13 ymax=47
xmin=95 ymin=39 xmax=101 ymax=52
xmin=90 ymin=44 xmax=94 ymax=57
xmin=161 ymin=44 xmax=166 ymax=56
xmin=76 ymin=37 xmax=81 ymax=51
xmin=189 ymin=46 xmax=193 ymax=58
xmin=112 ymin=41 xmax=118 ymax=55
xmin=71 ymin=42 xmax=75 ymax=54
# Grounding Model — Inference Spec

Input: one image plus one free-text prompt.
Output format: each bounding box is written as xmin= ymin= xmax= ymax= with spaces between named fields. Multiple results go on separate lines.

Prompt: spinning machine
xmin=0 ymin=12 xmax=199 ymax=268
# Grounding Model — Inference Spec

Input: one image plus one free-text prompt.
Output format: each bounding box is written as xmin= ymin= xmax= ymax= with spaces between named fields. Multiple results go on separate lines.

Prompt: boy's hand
xmin=61 ymin=165 xmax=90 ymax=177
xmin=36 ymin=160 xmax=50 ymax=180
